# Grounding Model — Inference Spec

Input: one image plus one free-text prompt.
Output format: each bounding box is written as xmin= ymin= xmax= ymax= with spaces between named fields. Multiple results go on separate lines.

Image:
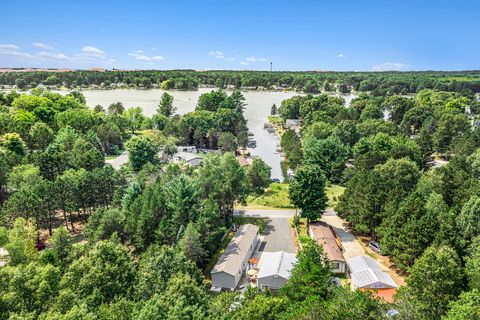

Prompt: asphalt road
xmin=234 ymin=209 xmax=296 ymax=254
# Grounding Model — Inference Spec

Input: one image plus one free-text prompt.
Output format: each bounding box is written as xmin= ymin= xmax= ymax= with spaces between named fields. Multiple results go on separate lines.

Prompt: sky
xmin=0 ymin=0 xmax=479 ymax=71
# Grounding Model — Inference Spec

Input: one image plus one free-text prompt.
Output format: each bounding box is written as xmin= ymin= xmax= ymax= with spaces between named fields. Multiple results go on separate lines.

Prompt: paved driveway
xmin=321 ymin=208 xmax=385 ymax=265
xmin=234 ymin=209 xmax=296 ymax=253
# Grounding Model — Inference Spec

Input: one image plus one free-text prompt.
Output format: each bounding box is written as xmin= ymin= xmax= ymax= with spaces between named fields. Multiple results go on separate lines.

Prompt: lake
xmin=57 ymin=88 xmax=357 ymax=180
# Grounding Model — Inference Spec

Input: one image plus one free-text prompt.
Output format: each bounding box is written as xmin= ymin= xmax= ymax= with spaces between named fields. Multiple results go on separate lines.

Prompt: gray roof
xmin=347 ymin=255 xmax=381 ymax=273
xmin=350 ymin=269 xmax=397 ymax=289
xmin=258 ymin=251 xmax=297 ymax=280
xmin=211 ymin=224 xmax=259 ymax=275
xmin=347 ymin=255 xmax=397 ymax=289
xmin=175 ymin=152 xmax=203 ymax=162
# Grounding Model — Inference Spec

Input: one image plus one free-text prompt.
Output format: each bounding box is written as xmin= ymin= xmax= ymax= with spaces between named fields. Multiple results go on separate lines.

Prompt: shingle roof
xmin=347 ymin=255 xmax=397 ymax=289
xmin=258 ymin=251 xmax=297 ymax=280
xmin=211 ymin=224 xmax=259 ymax=275
xmin=309 ymin=222 xmax=345 ymax=262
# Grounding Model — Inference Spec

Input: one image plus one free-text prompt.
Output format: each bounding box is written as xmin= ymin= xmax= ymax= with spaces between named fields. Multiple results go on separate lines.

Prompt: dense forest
xmin=2 ymin=69 xmax=480 ymax=95
xmin=278 ymin=89 xmax=480 ymax=319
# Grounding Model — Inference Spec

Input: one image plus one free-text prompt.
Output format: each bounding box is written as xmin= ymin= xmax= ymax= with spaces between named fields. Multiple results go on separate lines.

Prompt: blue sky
xmin=0 ymin=0 xmax=478 ymax=71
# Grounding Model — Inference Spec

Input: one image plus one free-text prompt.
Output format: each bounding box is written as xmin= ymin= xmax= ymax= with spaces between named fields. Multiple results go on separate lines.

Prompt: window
xmin=330 ymin=262 xmax=340 ymax=270
xmin=261 ymin=284 xmax=269 ymax=290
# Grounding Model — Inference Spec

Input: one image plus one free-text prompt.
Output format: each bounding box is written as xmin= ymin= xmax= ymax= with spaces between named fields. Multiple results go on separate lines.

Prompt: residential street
xmin=234 ymin=208 xmax=296 ymax=219
xmin=234 ymin=209 xmax=296 ymax=253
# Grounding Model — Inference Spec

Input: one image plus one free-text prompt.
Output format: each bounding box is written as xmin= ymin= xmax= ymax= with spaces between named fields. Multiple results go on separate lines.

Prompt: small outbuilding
xmin=211 ymin=224 xmax=259 ymax=291
xmin=309 ymin=222 xmax=346 ymax=273
xmin=173 ymin=152 xmax=203 ymax=167
xmin=346 ymin=255 xmax=397 ymax=303
xmin=257 ymin=251 xmax=297 ymax=291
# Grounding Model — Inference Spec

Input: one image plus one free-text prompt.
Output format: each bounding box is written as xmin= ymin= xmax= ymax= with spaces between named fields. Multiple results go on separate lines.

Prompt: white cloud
xmin=81 ymin=46 xmax=106 ymax=57
xmin=38 ymin=51 xmax=70 ymax=60
xmin=335 ymin=53 xmax=345 ymax=58
xmin=240 ymin=61 xmax=248 ymax=65
xmin=245 ymin=56 xmax=267 ymax=62
xmin=128 ymin=50 xmax=164 ymax=62
xmin=0 ymin=50 xmax=33 ymax=58
xmin=32 ymin=42 xmax=54 ymax=50
xmin=372 ymin=62 xmax=407 ymax=71
xmin=209 ymin=50 xmax=234 ymax=61
xmin=0 ymin=44 xmax=20 ymax=50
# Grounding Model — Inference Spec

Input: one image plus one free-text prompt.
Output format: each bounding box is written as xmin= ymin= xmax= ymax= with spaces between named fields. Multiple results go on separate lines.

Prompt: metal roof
xmin=258 ymin=251 xmax=297 ymax=280
xmin=211 ymin=224 xmax=259 ymax=275
xmin=347 ymin=255 xmax=381 ymax=273
xmin=350 ymin=269 xmax=398 ymax=289
xmin=347 ymin=255 xmax=397 ymax=289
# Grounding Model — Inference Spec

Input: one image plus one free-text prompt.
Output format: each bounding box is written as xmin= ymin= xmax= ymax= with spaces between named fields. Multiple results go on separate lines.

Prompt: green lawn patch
xmin=326 ymin=184 xmax=345 ymax=208
xmin=242 ymin=183 xmax=294 ymax=210
xmin=233 ymin=216 xmax=268 ymax=234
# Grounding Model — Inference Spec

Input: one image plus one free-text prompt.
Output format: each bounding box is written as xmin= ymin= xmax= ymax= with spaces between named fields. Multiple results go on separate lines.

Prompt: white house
xmin=257 ymin=251 xmax=297 ymax=291
xmin=211 ymin=224 xmax=259 ymax=291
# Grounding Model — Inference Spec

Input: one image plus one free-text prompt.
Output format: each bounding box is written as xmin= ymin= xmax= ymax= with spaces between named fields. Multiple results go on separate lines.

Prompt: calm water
xmin=56 ymin=88 xmax=357 ymax=180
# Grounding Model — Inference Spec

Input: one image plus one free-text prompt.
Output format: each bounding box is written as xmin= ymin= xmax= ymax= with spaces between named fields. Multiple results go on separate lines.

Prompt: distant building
xmin=211 ymin=224 xmax=260 ymax=291
xmin=285 ymin=119 xmax=302 ymax=129
xmin=346 ymin=255 xmax=397 ymax=303
xmin=309 ymin=222 xmax=346 ymax=273
xmin=177 ymin=146 xmax=198 ymax=153
xmin=236 ymin=155 xmax=251 ymax=167
xmin=173 ymin=152 xmax=203 ymax=167
xmin=257 ymin=251 xmax=297 ymax=291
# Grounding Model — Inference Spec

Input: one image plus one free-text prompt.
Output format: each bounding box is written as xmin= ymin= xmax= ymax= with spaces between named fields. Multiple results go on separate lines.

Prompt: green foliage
xmin=281 ymin=129 xmax=302 ymax=169
xmin=246 ymin=158 xmax=272 ymax=194
xmin=135 ymin=245 xmax=203 ymax=300
xmin=84 ymin=208 xmax=126 ymax=242
xmin=61 ymin=240 xmax=136 ymax=305
xmin=465 ymin=238 xmax=480 ymax=291
xmin=178 ymin=222 xmax=207 ymax=265
xmin=443 ymin=289 xmax=480 ymax=320
xmin=4 ymin=218 xmax=38 ymax=266
xmin=1 ymin=132 xmax=26 ymax=157
xmin=289 ymin=165 xmax=328 ymax=223
xmin=125 ymin=135 xmax=158 ymax=171
xmin=396 ymin=245 xmax=464 ymax=319
xmin=157 ymin=92 xmax=175 ymax=117
xmin=302 ymin=136 xmax=349 ymax=182
xmin=282 ymin=238 xmax=332 ymax=301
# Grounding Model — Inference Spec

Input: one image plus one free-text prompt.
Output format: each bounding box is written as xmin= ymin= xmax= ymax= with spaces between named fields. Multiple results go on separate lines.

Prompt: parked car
xmin=271 ymin=178 xmax=280 ymax=183
xmin=368 ymin=241 xmax=384 ymax=255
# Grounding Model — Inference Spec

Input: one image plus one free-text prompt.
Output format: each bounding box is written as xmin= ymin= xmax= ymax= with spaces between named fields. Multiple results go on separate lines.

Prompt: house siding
xmin=258 ymin=275 xmax=288 ymax=290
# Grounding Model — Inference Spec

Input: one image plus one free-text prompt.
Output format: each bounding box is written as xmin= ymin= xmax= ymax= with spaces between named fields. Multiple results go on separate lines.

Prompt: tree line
xmin=3 ymin=69 xmax=480 ymax=94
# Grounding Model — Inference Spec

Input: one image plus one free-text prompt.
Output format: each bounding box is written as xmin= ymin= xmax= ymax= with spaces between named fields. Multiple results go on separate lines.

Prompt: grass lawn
xmin=326 ymin=184 xmax=345 ymax=208
xmin=104 ymin=155 xmax=118 ymax=160
xmin=239 ymin=183 xmax=345 ymax=210
xmin=233 ymin=216 xmax=268 ymax=234
xmin=240 ymin=183 xmax=294 ymax=210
